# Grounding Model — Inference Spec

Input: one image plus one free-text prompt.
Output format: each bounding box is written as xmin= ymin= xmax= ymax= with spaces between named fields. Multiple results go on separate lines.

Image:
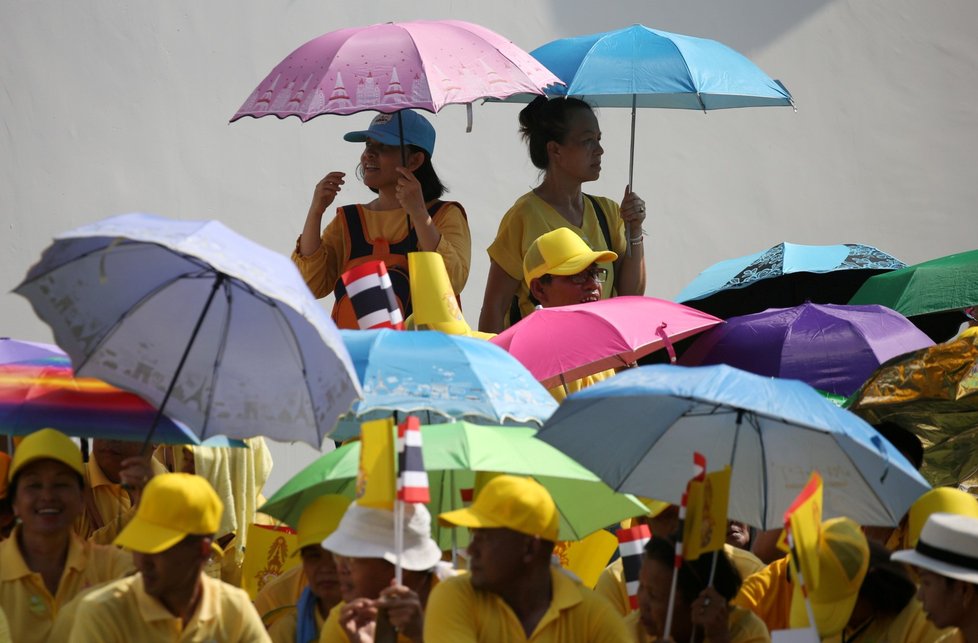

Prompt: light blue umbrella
xmin=537 ymin=364 xmax=930 ymax=529
xmin=523 ymin=24 xmax=794 ymax=186
xmin=330 ymin=329 xmax=558 ymax=440
xmin=675 ymin=242 xmax=906 ymax=320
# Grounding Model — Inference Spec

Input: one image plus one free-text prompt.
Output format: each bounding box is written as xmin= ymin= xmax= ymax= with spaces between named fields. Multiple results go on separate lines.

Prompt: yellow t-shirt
xmin=488 ymin=191 xmax=627 ymax=326
xmin=319 ymin=600 xmax=414 ymax=643
xmin=0 ymin=607 xmax=11 ymax=643
xmin=254 ymin=565 xmax=307 ymax=627
xmin=548 ymin=369 xmax=616 ymax=403
xmin=844 ymin=598 xmax=959 ymax=643
xmin=268 ymin=601 xmax=325 ymax=643
xmin=595 ymin=544 xmax=767 ymax=617
xmin=423 ymin=566 xmax=629 ymax=643
xmin=66 ymin=573 xmax=270 ymax=642
xmin=732 ymin=556 xmax=792 ymax=633
xmin=292 ymin=202 xmax=472 ymax=300
xmin=624 ymin=604 xmax=771 ymax=643
xmin=0 ymin=526 xmax=134 ymax=643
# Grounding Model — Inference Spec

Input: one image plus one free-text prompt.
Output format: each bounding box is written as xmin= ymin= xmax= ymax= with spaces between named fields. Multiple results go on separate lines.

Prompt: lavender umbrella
xmin=679 ymin=303 xmax=935 ymax=397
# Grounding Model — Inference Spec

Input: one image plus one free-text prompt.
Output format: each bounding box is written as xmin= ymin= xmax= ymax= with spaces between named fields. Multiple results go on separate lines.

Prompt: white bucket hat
xmin=892 ymin=512 xmax=978 ymax=584
xmin=322 ymin=502 xmax=442 ymax=572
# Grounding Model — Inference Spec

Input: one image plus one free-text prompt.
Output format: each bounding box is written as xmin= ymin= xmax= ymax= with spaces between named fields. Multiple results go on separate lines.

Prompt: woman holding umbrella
xmin=479 ymin=97 xmax=647 ymax=333
xmin=292 ymin=110 xmax=472 ymax=330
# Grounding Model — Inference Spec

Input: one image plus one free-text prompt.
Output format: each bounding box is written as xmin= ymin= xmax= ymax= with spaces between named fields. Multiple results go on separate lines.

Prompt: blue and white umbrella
xmin=330 ymin=329 xmax=558 ymax=440
xmin=16 ymin=213 xmax=361 ymax=448
xmin=537 ymin=363 xmax=929 ymax=528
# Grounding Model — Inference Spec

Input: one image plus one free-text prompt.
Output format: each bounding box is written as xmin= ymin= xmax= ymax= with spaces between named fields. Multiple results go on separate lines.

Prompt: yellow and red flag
xmin=553 ymin=529 xmax=619 ymax=589
xmin=240 ymin=523 xmax=299 ymax=599
xmin=683 ymin=465 xmax=732 ymax=561
xmin=784 ymin=471 xmax=824 ymax=590
xmin=357 ymin=418 xmax=396 ymax=509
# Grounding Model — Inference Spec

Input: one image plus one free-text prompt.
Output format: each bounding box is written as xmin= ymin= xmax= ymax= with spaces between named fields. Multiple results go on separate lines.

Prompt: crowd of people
xmin=1 ymin=97 xmax=976 ymax=642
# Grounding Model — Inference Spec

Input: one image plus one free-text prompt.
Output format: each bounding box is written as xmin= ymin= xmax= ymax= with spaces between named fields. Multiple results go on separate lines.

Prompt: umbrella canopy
xmin=231 ymin=19 xmax=560 ymax=121
xmin=490 ymin=296 xmax=722 ymax=388
xmin=849 ymin=249 xmax=978 ymax=342
xmin=15 ymin=213 xmax=361 ymax=447
xmin=331 ymin=329 xmax=557 ymax=439
xmin=679 ymin=303 xmax=934 ymax=397
xmin=0 ymin=343 xmax=240 ymax=446
xmin=260 ymin=422 xmax=647 ymax=546
xmin=537 ymin=364 xmax=929 ymax=529
xmin=848 ymin=329 xmax=978 ymax=487
xmin=676 ymin=242 xmax=906 ymax=320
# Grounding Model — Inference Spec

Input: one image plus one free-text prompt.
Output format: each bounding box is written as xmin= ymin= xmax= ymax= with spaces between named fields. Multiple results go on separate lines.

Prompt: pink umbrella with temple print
xmin=490 ymin=296 xmax=723 ymax=389
xmin=231 ymin=20 xmax=560 ymax=124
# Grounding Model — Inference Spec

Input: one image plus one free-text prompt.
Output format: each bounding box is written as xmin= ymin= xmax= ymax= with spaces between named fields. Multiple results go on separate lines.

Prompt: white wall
xmin=3 ymin=1 xmax=977 ymax=495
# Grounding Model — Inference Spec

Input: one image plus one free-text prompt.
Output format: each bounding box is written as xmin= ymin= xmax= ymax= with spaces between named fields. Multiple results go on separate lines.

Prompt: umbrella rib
xmin=755 ymin=414 xmax=770 ymax=529
xmin=198 ymin=277 xmax=233 ymax=440
xmin=270 ymin=297 xmax=320 ymax=443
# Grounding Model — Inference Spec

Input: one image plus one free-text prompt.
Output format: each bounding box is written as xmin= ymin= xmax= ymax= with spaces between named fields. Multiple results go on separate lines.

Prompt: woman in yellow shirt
xmin=291 ymin=109 xmax=471 ymax=329
xmin=479 ymin=96 xmax=647 ymax=332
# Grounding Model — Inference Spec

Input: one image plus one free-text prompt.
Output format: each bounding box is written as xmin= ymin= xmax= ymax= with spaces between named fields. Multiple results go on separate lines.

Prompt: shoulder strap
xmin=584 ymin=194 xmax=614 ymax=253
xmin=341 ymin=204 xmax=374 ymax=260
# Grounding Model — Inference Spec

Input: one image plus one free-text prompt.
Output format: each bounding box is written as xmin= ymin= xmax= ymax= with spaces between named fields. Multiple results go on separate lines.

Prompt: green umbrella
xmin=849 ymin=250 xmax=978 ymax=341
xmin=260 ymin=422 xmax=647 ymax=548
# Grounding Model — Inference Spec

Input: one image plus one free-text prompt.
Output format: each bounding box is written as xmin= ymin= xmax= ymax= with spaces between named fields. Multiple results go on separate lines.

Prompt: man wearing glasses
xmin=522 ymin=227 xmax=618 ymax=310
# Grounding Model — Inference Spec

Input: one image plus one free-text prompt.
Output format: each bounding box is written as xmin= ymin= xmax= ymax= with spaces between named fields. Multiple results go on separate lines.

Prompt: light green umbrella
xmin=849 ymin=250 xmax=978 ymax=341
xmin=260 ymin=422 xmax=646 ymax=548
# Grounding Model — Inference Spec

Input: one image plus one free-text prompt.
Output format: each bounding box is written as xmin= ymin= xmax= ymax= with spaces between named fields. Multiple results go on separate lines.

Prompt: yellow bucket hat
xmin=9 ymin=428 xmax=84 ymax=482
xmin=789 ymin=516 xmax=870 ymax=637
xmin=907 ymin=487 xmax=978 ymax=548
xmin=294 ymin=495 xmax=352 ymax=552
xmin=439 ymin=474 xmax=559 ymax=542
xmin=522 ymin=228 xmax=618 ymax=286
xmin=114 ymin=473 xmax=223 ymax=554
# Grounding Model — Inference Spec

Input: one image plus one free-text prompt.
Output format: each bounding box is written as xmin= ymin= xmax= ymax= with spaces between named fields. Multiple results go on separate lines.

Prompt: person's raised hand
xmin=620 ymin=185 xmax=647 ymax=237
xmin=310 ymin=171 xmax=346 ymax=218
xmin=395 ymin=167 xmax=427 ymax=220
xmin=690 ymin=586 xmax=730 ymax=643
xmin=340 ymin=597 xmax=379 ymax=643
xmin=377 ymin=580 xmax=425 ymax=641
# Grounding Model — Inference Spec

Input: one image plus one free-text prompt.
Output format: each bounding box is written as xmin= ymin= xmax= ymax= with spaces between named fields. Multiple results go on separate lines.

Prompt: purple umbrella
xmin=678 ymin=303 xmax=935 ymax=396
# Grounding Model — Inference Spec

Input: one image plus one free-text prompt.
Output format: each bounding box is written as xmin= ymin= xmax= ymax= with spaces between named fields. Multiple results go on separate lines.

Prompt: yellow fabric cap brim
xmin=439 ymin=505 xmax=500 ymax=531
xmin=114 ymin=516 xmax=190 ymax=554
xmin=525 ymin=249 xmax=618 ymax=285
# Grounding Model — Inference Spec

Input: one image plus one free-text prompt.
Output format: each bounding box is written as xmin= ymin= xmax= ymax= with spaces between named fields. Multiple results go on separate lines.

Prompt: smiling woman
xmin=0 ymin=429 xmax=132 ymax=643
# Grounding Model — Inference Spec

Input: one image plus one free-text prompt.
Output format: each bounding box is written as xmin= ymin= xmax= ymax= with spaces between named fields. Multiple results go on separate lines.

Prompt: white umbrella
xmin=16 ymin=213 xmax=361 ymax=447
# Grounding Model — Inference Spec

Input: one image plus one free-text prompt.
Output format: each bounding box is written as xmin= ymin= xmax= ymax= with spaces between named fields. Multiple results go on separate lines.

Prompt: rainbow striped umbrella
xmin=0 ymin=338 xmax=230 ymax=445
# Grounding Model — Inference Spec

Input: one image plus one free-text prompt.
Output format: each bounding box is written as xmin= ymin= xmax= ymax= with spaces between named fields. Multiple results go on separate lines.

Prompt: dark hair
xmin=360 ymin=145 xmax=446 ymax=202
xmin=862 ymin=541 xmax=916 ymax=614
xmin=873 ymin=422 xmax=924 ymax=470
xmin=518 ymin=96 xmax=595 ymax=170
xmin=10 ymin=468 xmax=84 ymax=500
xmin=527 ymin=274 xmax=553 ymax=306
xmin=645 ymin=535 xmax=742 ymax=604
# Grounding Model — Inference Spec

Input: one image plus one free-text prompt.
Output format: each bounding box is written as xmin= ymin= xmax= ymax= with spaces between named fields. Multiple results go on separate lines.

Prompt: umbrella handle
xmin=626 ymin=95 xmax=637 ymax=258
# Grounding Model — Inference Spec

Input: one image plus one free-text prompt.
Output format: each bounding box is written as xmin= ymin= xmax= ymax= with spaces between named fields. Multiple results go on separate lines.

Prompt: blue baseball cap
xmin=343 ymin=110 xmax=436 ymax=156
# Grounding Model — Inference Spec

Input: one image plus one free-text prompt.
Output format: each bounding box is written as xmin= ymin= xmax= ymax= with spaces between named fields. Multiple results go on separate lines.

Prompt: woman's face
xmin=359 ymin=138 xmax=421 ymax=192
xmin=12 ymin=459 xmax=83 ymax=537
xmin=550 ymin=108 xmax=603 ymax=182
xmin=917 ymin=569 xmax=967 ymax=629
xmin=638 ymin=557 xmax=691 ymax=642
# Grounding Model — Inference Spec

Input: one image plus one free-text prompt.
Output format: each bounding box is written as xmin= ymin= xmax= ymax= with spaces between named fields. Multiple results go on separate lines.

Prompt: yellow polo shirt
xmin=843 ymin=598 xmax=959 ymax=643
xmin=548 ymin=370 xmax=616 ymax=403
xmin=423 ymin=566 xmax=629 ymax=643
xmin=623 ymin=604 xmax=770 ymax=643
xmin=254 ymin=565 xmax=306 ymax=627
xmin=67 ymin=573 xmax=270 ymax=642
xmin=0 ymin=525 xmax=133 ymax=643
xmin=268 ymin=604 xmax=325 ymax=643
xmin=732 ymin=556 xmax=792 ymax=633
xmin=595 ymin=544 xmax=766 ymax=617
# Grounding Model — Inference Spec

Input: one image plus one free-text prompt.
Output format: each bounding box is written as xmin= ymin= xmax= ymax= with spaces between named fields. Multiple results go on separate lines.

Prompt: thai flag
xmin=340 ymin=260 xmax=404 ymax=330
xmin=396 ymin=415 xmax=429 ymax=504
xmin=617 ymin=523 xmax=652 ymax=611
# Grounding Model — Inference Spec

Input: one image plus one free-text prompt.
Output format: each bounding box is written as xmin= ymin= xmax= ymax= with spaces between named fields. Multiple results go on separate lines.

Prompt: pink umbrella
xmin=490 ymin=296 xmax=723 ymax=389
xmin=231 ymin=20 xmax=560 ymax=122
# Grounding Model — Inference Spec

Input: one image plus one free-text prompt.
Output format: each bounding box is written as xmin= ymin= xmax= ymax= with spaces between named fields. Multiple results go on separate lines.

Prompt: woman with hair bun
xmin=478 ymin=96 xmax=647 ymax=333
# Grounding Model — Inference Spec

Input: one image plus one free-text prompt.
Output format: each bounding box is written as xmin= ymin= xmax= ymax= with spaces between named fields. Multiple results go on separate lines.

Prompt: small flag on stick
xmin=618 ymin=524 xmax=652 ymax=611
xmin=683 ymin=465 xmax=732 ymax=561
xmin=357 ymin=418 xmax=396 ymax=510
xmin=341 ymin=260 xmax=404 ymax=330
xmin=396 ymin=416 xmax=429 ymax=504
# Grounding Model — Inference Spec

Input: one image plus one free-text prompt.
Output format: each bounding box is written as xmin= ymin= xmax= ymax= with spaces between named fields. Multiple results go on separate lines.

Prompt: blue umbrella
xmin=675 ymin=242 xmax=907 ymax=320
xmin=526 ymin=24 xmax=794 ymax=186
xmin=537 ymin=364 xmax=930 ymax=528
xmin=331 ymin=329 xmax=558 ymax=440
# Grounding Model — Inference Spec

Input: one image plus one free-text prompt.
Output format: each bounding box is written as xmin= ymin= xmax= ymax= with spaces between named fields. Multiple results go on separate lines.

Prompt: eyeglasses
xmin=564 ymin=267 xmax=608 ymax=284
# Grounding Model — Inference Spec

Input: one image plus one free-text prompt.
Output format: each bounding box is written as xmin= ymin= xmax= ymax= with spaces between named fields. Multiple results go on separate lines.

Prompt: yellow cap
xmin=114 ymin=473 xmax=223 ymax=554
xmin=522 ymin=228 xmax=618 ymax=286
xmin=439 ymin=475 xmax=559 ymax=541
xmin=789 ymin=517 xmax=869 ymax=637
xmin=908 ymin=488 xmax=978 ymax=548
xmin=294 ymin=495 xmax=353 ymax=552
xmin=9 ymin=428 xmax=84 ymax=482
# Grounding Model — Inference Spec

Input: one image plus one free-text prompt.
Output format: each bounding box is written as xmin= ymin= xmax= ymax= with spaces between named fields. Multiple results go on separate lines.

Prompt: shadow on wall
xmin=539 ymin=0 xmax=833 ymax=56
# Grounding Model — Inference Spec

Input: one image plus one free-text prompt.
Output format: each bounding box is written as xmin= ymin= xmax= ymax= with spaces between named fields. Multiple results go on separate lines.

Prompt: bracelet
xmin=629 ymin=234 xmax=645 ymax=245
